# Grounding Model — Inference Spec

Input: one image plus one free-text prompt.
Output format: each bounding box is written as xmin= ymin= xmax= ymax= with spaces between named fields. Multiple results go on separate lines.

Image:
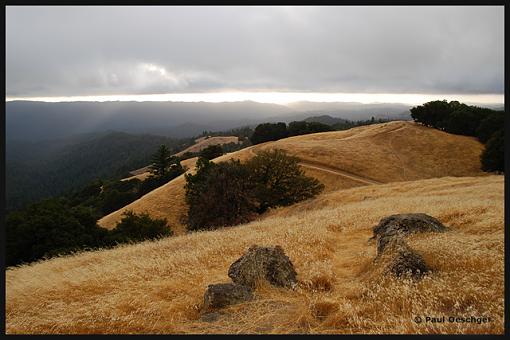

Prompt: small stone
xmin=202 ymin=283 xmax=253 ymax=311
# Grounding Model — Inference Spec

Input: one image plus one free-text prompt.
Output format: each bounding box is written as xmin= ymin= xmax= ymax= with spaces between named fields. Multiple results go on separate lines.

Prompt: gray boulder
xmin=228 ymin=245 xmax=297 ymax=289
xmin=383 ymin=239 xmax=430 ymax=279
xmin=203 ymin=283 xmax=253 ymax=311
xmin=371 ymin=213 xmax=447 ymax=255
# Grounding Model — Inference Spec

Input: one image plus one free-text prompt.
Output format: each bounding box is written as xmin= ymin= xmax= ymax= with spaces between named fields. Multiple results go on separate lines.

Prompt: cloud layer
xmin=6 ymin=6 xmax=504 ymax=97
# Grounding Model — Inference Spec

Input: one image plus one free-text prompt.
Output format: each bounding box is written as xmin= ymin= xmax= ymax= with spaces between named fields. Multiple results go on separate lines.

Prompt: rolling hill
xmin=6 ymin=174 xmax=503 ymax=334
xmin=98 ymin=121 xmax=486 ymax=232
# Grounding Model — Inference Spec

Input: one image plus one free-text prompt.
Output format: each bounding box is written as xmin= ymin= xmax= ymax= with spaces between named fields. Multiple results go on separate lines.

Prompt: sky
xmin=6 ymin=6 xmax=505 ymax=104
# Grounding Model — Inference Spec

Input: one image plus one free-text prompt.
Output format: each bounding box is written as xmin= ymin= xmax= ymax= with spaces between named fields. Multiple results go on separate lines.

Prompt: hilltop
xmin=6 ymin=175 xmax=503 ymax=334
xmin=98 ymin=121 xmax=486 ymax=232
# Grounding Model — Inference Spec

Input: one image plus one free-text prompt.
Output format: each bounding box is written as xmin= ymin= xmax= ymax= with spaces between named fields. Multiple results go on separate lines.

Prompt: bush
xmin=481 ymin=129 xmax=504 ymax=172
xmin=247 ymin=149 xmax=324 ymax=213
xmin=107 ymin=211 xmax=172 ymax=244
xmin=184 ymin=159 xmax=258 ymax=230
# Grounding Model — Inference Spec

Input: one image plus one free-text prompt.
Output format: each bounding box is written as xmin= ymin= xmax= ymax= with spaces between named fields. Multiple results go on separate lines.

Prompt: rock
xmin=371 ymin=213 xmax=447 ymax=255
xmin=228 ymin=245 xmax=297 ymax=289
xmin=202 ymin=283 xmax=253 ymax=311
xmin=199 ymin=311 xmax=223 ymax=322
xmin=382 ymin=238 xmax=430 ymax=279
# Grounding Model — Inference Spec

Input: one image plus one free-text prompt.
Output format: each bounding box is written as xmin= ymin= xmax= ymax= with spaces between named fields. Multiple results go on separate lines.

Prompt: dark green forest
xmin=6 ymin=132 xmax=195 ymax=212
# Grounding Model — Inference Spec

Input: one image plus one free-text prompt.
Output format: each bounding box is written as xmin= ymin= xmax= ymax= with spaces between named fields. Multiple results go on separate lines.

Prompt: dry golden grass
xmin=6 ymin=175 xmax=503 ymax=334
xmin=99 ymin=121 xmax=485 ymax=231
xmin=174 ymin=136 xmax=240 ymax=156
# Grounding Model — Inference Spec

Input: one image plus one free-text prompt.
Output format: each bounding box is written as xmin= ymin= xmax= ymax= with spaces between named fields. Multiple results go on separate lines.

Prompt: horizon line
xmin=5 ymin=92 xmax=504 ymax=106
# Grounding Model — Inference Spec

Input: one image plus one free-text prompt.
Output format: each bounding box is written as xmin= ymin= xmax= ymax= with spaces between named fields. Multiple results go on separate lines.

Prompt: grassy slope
xmin=6 ymin=175 xmax=503 ymax=334
xmin=98 ymin=121 xmax=485 ymax=231
xmin=174 ymin=136 xmax=240 ymax=156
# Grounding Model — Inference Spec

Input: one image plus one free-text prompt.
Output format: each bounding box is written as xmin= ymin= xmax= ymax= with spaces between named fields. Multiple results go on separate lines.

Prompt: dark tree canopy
xmin=250 ymin=122 xmax=289 ymax=145
xmin=184 ymin=149 xmax=324 ymax=231
xmin=481 ymin=129 xmax=504 ymax=172
xmin=184 ymin=159 xmax=258 ymax=230
xmin=199 ymin=144 xmax=224 ymax=160
xmin=149 ymin=144 xmax=174 ymax=177
xmin=246 ymin=149 xmax=324 ymax=213
xmin=477 ymin=111 xmax=504 ymax=144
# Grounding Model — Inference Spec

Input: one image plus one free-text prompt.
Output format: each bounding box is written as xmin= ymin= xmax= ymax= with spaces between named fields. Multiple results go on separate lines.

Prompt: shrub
xmin=247 ymin=149 xmax=324 ymax=213
xmin=107 ymin=211 xmax=172 ymax=244
xmin=481 ymin=129 xmax=504 ymax=172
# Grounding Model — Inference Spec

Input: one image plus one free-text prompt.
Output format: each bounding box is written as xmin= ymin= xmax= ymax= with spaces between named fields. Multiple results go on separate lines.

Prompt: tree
xmin=246 ymin=149 xmax=324 ymax=213
xmin=250 ymin=122 xmax=288 ymax=145
xmin=481 ymin=129 xmax=504 ymax=172
xmin=149 ymin=145 xmax=173 ymax=177
xmin=199 ymin=144 xmax=224 ymax=160
xmin=184 ymin=159 xmax=258 ymax=230
xmin=477 ymin=111 xmax=504 ymax=144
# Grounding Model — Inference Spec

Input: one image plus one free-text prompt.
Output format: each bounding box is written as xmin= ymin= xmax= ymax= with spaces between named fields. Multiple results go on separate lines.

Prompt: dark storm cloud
xmin=6 ymin=6 xmax=504 ymax=97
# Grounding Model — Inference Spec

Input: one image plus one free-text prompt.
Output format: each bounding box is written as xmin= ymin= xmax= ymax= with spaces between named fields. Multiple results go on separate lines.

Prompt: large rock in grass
xmin=228 ymin=245 xmax=297 ymax=289
xmin=382 ymin=238 xmax=430 ymax=279
xmin=371 ymin=213 xmax=447 ymax=255
xmin=203 ymin=283 xmax=253 ymax=311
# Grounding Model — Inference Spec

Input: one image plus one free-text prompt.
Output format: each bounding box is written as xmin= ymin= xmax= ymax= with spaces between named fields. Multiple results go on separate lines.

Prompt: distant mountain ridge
xmin=7 ymin=100 xmax=419 ymax=142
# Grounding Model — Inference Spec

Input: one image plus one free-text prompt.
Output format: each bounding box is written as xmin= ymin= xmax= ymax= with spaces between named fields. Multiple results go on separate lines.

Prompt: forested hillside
xmin=6 ymin=132 xmax=193 ymax=211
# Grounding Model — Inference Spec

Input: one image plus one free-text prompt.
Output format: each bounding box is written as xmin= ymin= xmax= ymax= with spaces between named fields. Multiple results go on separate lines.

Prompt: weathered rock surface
xmin=378 ymin=237 xmax=430 ymax=279
xmin=371 ymin=213 xmax=447 ymax=255
xmin=203 ymin=283 xmax=253 ymax=311
xmin=228 ymin=245 xmax=297 ymax=289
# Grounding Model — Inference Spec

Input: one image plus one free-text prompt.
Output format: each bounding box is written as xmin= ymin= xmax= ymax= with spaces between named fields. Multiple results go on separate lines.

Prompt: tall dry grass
xmin=6 ymin=175 xmax=503 ymax=334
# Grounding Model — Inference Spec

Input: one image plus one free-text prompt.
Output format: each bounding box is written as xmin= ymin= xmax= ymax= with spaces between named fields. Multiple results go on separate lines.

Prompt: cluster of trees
xmin=410 ymin=100 xmax=504 ymax=172
xmin=184 ymin=149 xmax=324 ymax=230
xmin=250 ymin=121 xmax=333 ymax=145
xmin=6 ymin=199 xmax=171 ymax=267
xmin=66 ymin=145 xmax=186 ymax=217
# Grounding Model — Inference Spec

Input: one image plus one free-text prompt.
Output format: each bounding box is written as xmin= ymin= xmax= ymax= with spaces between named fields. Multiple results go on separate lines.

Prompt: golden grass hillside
xmin=174 ymin=136 xmax=240 ymax=157
xmin=6 ymin=175 xmax=503 ymax=334
xmin=98 ymin=121 xmax=485 ymax=232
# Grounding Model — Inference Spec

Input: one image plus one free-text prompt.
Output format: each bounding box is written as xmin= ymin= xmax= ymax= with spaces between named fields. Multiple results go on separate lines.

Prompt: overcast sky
xmin=6 ymin=6 xmax=504 ymax=102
